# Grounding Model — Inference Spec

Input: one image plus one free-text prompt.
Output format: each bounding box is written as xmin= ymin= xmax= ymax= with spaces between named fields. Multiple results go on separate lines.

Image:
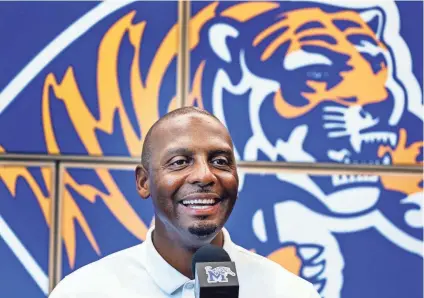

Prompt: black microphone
xmin=192 ymin=244 xmax=239 ymax=298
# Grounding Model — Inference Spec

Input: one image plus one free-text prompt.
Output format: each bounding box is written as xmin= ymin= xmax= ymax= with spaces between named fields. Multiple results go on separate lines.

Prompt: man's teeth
xmin=188 ymin=205 xmax=212 ymax=209
xmin=182 ymin=199 xmax=216 ymax=206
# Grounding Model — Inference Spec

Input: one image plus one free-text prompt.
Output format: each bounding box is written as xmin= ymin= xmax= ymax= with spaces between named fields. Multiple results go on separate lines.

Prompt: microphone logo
xmin=204 ymin=266 xmax=236 ymax=283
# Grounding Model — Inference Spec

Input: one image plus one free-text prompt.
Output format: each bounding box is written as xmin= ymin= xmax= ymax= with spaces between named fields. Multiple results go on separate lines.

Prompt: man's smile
xmin=178 ymin=193 xmax=224 ymax=216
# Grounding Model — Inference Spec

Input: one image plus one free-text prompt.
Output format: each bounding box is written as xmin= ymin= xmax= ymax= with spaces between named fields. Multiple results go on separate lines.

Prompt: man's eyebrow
xmin=209 ymin=149 xmax=236 ymax=162
xmin=163 ymin=148 xmax=193 ymax=158
xmin=161 ymin=148 xmax=234 ymax=162
xmin=210 ymin=149 xmax=234 ymax=157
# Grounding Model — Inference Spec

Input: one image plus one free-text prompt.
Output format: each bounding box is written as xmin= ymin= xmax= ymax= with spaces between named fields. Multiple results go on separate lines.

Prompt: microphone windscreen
xmin=192 ymin=244 xmax=231 ymax=276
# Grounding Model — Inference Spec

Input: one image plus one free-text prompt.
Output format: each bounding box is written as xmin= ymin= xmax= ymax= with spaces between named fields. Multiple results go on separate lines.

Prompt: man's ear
xmin=135 ymin=165 xmax=150 ymax=199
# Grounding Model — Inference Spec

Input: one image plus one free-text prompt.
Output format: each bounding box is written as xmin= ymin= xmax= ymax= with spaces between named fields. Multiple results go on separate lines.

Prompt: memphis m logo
xmin=205 ymin=266 xmax=236 ymax=283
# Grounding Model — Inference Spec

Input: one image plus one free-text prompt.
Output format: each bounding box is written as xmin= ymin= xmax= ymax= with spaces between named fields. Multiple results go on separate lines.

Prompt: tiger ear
xmin=208 ymin=23 xmax=240 ymax=63
xmin=360 ymin=9 xmax=385 ymax=40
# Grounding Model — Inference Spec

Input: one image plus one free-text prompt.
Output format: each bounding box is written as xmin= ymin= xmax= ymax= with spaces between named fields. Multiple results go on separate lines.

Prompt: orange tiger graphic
xmin=0 ymin=2 xmax=421 ymax=298
xmin=187 ymin=2 xmax=423 ymax=297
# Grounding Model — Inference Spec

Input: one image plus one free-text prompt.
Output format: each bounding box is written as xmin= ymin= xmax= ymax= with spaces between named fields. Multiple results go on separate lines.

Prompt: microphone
xmin=191 ymin=244 xmax=239 ymax=298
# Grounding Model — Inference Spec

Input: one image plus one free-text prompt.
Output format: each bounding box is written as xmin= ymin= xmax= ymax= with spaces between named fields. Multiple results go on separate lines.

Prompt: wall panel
xmin=188 ymin=1 xmax=423 ymax=166
xmin=0 ymin=163 xmax=55 ymax=298
xmin=0 ymin=1 xmax=422 ymax=298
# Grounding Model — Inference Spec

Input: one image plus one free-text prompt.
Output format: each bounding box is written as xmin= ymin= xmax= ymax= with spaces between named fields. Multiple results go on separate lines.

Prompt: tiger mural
xmin=0 ymin=1 xmax=422 ymax=298
xmin=187 ymin=1 xmax=423 ymax=297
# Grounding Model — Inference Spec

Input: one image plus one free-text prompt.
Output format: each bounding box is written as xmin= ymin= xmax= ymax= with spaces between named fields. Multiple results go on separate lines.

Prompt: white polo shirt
xmin=49 ymin=228 xmax=321 ymax=298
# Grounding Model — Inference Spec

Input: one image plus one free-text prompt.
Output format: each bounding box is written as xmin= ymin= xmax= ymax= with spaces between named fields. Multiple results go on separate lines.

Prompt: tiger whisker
xmin=323 ymin=123 xmax=346 ymax=129
xmin=323 ymin=106 xmax=347 ymax=114
xmin=328 ymin=130 xmax=349 ymax=138
xmin=322 ymin=115 xmax=345 ymax=122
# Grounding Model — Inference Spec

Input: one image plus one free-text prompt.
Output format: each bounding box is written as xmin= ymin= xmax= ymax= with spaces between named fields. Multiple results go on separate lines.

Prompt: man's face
xmin=147 ymin=114 xmax=239 ymax=244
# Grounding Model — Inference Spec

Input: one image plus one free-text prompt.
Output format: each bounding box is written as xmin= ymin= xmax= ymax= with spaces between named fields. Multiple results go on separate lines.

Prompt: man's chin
xmin=188 ymin=223 xmax=218 ymax=238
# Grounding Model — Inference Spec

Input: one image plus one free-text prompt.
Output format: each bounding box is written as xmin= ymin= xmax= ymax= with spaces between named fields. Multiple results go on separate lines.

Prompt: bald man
xmin=49 ymin=107 xmax=320 ymax=298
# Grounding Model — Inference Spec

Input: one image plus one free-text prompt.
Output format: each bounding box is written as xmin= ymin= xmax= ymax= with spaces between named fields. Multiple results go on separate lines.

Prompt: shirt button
xmin=185 ymin=282 xmax=194 ymax=289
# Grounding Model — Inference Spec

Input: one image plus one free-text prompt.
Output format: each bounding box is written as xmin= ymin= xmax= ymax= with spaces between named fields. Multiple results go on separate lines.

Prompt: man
xmin=49 ymin=107 xmax=320 ymax=298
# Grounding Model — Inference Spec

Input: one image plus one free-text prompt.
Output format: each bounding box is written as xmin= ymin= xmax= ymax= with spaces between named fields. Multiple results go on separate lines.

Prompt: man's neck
xmin=151 ymin=222 xmax=224 ymax=279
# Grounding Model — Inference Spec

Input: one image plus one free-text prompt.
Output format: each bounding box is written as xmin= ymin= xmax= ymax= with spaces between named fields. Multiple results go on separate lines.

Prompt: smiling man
xmin=49 ymin=107 xmax=320 ymax=298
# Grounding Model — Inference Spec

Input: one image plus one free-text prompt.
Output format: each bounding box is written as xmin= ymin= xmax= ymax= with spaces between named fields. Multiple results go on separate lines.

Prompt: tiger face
xmin=254 ymin=7 xmax=389 ymax=119
xmin=191 ymin=3 xmax=422 ymax=296
xmin=196 ymin=2 xmax=421 ymax=199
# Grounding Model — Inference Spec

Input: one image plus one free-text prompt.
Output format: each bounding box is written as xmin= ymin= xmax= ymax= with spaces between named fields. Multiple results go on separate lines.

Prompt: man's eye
xmin=212 ymin=158 xmax=229 ymax=166
xmin=170 ymin=159 xmax=188 ymax=167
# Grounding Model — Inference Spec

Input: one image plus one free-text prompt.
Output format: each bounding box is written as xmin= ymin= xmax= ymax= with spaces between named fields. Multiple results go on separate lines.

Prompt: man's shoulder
xmin=49 ymin=244 xmax=145 ymax=297
xmin=232 ymin=245 xmax=320 ymax=297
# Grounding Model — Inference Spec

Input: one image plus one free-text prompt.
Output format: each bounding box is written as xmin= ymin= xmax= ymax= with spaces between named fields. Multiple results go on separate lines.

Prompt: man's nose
xmin=187 ymin=158 xmax=217 ymax=187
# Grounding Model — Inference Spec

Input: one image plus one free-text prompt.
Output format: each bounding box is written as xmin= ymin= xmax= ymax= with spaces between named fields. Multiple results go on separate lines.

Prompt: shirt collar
xmin=142 ymin=226 xmax=236 ymax=295
xmin=221 ymin=227 xmax=237 ymax=261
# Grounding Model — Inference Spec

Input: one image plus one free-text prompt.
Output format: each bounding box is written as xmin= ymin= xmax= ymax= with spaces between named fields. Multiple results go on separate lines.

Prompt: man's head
xmin=136 ymin=107 xmax=239 ymax=247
